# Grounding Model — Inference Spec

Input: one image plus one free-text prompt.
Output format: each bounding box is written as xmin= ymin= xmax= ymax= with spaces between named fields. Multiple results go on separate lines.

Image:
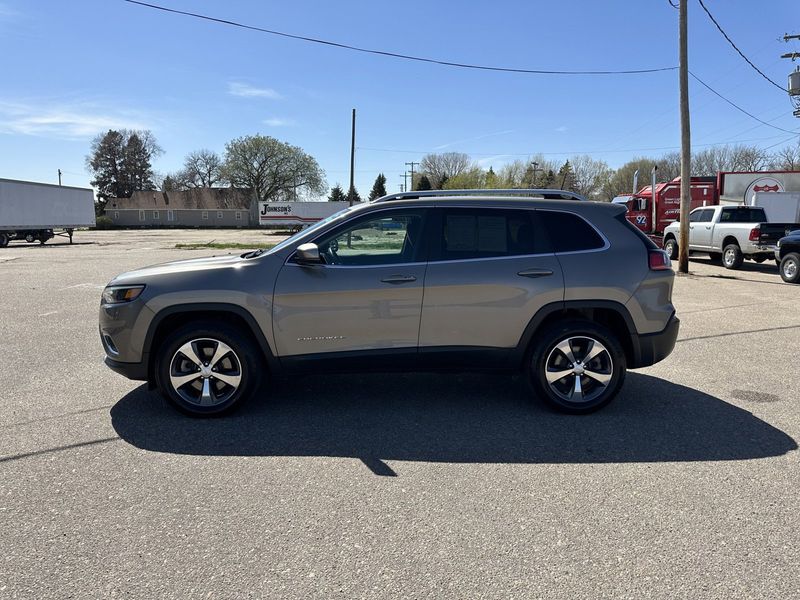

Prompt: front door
xmin=690 ymin=208 xmax=714 ymax=250
xmin=273 ymin=208 xmax=428 ymax=358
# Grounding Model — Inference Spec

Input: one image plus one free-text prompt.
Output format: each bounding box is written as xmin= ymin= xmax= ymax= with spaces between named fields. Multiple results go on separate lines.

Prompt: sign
xmin=258 ymin=201 xmax=351 ymax=226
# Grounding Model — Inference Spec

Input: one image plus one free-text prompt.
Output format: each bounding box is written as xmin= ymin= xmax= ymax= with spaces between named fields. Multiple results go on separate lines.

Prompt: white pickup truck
xmin=662 ymin=205 xmax=800 ymax=269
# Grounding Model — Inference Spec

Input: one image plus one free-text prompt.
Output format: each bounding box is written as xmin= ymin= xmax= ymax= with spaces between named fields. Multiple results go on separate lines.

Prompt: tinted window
xmin=688 ymin=210 xmax=704 ymax=223
xmin=437 ymin=208 xmax=537 ymax=260
xmin=315 ymin=210 xmax=424 ymax=266
xmin=697 ymin=210 xmax=714 ymax=223
xmin=537 ymin=210 xmax=605 ymax=253
xmin=719 ymin=207 xmax=767 ymax=223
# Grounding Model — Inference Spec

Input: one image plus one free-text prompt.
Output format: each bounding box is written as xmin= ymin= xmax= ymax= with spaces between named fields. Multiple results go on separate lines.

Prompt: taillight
xmin=649 ymin=249 xmax=671 ymax=271
xmin=748 ymin=226 xmax=760 ymax=242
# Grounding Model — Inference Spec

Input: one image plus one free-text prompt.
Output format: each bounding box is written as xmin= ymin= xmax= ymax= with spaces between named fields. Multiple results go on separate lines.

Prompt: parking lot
xmin=1 ymin=229 xmax=799 ymax=599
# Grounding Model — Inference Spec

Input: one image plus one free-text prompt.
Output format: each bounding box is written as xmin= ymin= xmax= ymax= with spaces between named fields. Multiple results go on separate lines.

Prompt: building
xmin=107 ymin=187 xmax=254 ymax=227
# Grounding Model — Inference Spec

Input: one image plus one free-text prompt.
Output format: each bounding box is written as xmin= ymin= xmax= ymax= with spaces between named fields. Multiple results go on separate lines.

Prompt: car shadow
xmin=110 ymin=372 xmax=797 ymax=475
xmin=690 ymin=256 xmax=778 ymax=275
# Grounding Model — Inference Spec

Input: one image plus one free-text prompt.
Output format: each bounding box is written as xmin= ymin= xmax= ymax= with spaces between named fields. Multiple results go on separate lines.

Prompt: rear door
xmin=418 ymin=207 xmax=564 ymax=361
xmin=272 ymin=208 xmax=428 ymax=358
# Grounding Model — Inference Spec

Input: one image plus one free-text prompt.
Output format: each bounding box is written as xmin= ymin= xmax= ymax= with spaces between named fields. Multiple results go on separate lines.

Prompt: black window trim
xmin=535 ymin=208 xmax=611 ymax=256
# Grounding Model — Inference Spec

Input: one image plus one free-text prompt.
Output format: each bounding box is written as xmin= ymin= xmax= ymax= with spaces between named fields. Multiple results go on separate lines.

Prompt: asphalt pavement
xmin=1 ymin=231 xmax=798 ymax=599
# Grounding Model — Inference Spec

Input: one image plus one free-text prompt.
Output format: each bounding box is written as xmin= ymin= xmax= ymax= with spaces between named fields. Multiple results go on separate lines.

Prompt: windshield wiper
xmin=242 ymin=248 xmax=267 ymax=259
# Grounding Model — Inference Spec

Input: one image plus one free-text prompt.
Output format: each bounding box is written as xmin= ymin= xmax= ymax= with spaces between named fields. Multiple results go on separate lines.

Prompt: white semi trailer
xmin=0 ymin=178 xmax=95 ymax=247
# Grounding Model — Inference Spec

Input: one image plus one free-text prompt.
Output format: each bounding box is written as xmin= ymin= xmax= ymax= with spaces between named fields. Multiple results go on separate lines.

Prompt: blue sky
xmin=1 ymin=0 xmax=798 ymax=197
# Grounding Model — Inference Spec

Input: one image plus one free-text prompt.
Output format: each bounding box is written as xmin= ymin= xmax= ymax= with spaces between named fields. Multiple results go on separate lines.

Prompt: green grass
xmin=175 ymin=242 xmax=276 ymax=250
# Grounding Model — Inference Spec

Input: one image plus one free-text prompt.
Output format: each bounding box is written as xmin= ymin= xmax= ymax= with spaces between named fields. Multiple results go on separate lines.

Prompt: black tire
xmin=664 ymin=237 xmax=678 ymax=260
xmin=25 ymin=234 xmax=35 ymax=243
xmin=0 ymin=233 xmax=8 ymax=248
xmin=527 ymin=320 xmax=627 ymax=414
xmin=154 ymin=320 xmax=264 ymax=416
xmin=709 ymin=252 xmax=722 ymax=263
xmin=779 ymin=252 xmax=800 ymax=284
xmin=722 ymin=243 xmax=744 ymax=269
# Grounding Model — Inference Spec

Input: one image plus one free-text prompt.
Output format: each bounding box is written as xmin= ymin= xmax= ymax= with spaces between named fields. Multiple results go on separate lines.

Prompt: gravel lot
xmin=1 ymin=230 xmax=798 ymax=599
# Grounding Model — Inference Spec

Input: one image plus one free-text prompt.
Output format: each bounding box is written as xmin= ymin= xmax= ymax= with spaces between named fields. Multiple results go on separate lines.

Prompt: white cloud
xmin=555 ymin=125 xmax=568 ymax=132
xmin=476 ymin=154 xmax=514 ymax=167
xmin=262 ymin=117 xmax=295 ymax=127
xmin=228 ymin=82 xmax=282 ymax=99
xmin=0 ymin=100 xmax=152 ymax=139
xmin=433 ymin=129 xmax=515 ymax=151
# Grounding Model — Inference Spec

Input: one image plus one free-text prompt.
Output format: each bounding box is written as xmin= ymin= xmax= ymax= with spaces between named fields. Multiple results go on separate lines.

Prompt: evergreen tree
xmin=328 ymin=184 xmax=346 ymax=202
xmin=416 ymin=174 xmax=432 ymax=191
xmin=124 ymin=133 xmax=156 ymax=192
xmin=557 ymin=160 xmax=577 ymax=191
xmin=368 ymin=173 xmax=388 ymax=200
xmin=485 ymin=166 xmax=497 ymax=188
xmin=346 ymin=186 xmax=362 ymax=204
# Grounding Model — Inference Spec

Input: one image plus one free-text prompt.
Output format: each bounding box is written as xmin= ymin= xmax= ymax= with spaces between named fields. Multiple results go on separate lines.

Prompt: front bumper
xmin=104 ymin=356 xmax=148 ymax=381
xmin=630 ymin=314 xmax=680 ymax=368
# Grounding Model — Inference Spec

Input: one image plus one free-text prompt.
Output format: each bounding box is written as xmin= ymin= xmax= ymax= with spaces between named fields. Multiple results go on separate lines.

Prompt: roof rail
xmin=374 ymin=188 xmax=589 ymax=203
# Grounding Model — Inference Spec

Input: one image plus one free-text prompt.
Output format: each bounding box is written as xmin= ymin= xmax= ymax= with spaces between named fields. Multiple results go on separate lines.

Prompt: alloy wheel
xmin=544 ymin=336 xmax=613 ymax=403
xmin=784 ymin=258 xmax=798 ymax=280
xmin=169 ymin=338 xmax=242 ymax=407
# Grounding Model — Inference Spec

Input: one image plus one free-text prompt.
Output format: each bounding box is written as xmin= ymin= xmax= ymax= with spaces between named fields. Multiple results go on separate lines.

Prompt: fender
xmin=512 ymin=300 xmax=639 ymax=367
xmin=142 ymin=302 xmax=280 ymax=373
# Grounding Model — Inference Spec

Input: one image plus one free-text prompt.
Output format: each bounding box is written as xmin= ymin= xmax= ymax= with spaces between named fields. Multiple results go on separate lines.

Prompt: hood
xmin=110 ymin=253 xmax=247 ymax=285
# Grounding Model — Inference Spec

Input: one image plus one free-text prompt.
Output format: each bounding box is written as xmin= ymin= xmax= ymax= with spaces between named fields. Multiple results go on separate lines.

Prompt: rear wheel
xmin=0 ymin=233 xmax=8 ymax=248
xmin=24 ymin=233 xmax=35 ymax=243
xmin=722 ymin=243 xmax=743 ymax=269
xmin=780 ymin=252 xmax=800 ymax=284
xmin=155 ymin=321 xmax=264 ymax=416
xmin=664 ymin=237 xmax=678 ymax=260
xmin=527 ymin=320 xmax=626 ymax=414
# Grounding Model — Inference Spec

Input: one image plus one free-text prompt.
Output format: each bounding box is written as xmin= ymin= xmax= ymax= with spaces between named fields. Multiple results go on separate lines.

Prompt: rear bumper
xmin=104 ymin=356 xmax=148 ymax=381
xmin=630 ymin=314 xmax=680 ymax=368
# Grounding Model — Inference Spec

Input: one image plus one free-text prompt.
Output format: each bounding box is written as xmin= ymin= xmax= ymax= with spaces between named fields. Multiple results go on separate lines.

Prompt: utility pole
xmin=349 ymin=108 xmax=356 ymax=206
xmin=58 ymin=169 xmax=62 ymax=186
xmin=400 ymin=172 xmax=409 ymax=192
xmin=405 ymin=161 xmax=418 ymax=191
xmin=781 ymin=33 xmax=800 ymax=118
xmin=529 ymin=161 xmax=540 ymax=187
xmin=678 ymin=0 xmax=691 ymax=274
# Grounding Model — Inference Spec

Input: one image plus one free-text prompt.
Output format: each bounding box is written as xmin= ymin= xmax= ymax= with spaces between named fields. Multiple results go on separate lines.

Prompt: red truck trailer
xmin=617 ymin=170 xmax=800 ymax=246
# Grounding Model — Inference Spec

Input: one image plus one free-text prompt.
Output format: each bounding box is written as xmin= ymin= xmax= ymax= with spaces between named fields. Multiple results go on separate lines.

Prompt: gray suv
xmin=100 ymin=190 xmax=679 ymax=415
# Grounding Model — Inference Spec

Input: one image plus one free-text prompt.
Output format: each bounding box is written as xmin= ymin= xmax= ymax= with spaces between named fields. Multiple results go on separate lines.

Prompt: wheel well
xmin=146 ymin=309 xmax=268 ymax=382
xmin=722 ymin=236 xmax=739 ymax=249
xmin=527 ymin=307 xmax=634 ymax=365
xmin=664 ymin=233 xmax=676 ymax=242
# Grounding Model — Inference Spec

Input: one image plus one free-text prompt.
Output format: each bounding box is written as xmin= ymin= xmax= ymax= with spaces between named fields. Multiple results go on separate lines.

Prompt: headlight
xmin=102 ymin=285 xmax=145 ymax=305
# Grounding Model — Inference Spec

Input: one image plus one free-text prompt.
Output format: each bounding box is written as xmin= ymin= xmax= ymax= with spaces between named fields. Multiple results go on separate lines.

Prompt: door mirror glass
xmin=295 ymin=243 xmax=321 ymax=264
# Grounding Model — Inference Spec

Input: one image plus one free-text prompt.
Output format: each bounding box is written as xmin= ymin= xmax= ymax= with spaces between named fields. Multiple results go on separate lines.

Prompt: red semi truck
xmin=615 ymin=170 xmax=800 ymax=246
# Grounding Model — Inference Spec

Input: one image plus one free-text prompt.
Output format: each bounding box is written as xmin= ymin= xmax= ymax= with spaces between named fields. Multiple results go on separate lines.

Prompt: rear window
xmin=538 ymin=210 xmax=606 ymax=253
xmin=615 ymin=213 xmax=658 ymax=249
xmin=720 ymin=207 xmax=766 ymax=223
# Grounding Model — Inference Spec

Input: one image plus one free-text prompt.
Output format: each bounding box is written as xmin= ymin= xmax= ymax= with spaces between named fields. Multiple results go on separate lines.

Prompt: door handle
xmin=517 ymin=268 xmax=554 ymax=278
xmin=380 ymin=275 xmax=417 ymax=284
xmin=705 ymin=226 xmax=711 ymax=229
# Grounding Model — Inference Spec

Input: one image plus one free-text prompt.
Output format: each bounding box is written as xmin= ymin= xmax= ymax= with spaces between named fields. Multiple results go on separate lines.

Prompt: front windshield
xmin=264 ymin=204 xmax=361 ymax=255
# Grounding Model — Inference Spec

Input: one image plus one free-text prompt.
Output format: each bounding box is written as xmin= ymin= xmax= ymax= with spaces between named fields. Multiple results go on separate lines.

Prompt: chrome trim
xmin=284 ymin=260 xmax=425 ymax=269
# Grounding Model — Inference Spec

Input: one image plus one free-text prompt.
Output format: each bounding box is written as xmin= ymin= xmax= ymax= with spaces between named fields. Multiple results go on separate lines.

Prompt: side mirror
xmin=295 ymin=242 xmax=321 ymax=264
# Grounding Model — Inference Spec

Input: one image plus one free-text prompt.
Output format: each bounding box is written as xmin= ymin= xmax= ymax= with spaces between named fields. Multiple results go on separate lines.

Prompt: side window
xmin=437 ymin=208 xmax=537 ymax=260
xmin=315 ymin=210 xmax=424 ymax=266
xmin=537 ymin=210 xmax=605 ymax=253
xmin=698 ymin=210 xmax=714 ymax=223
xmin=689 ymin=210 xmax=703 ymax=223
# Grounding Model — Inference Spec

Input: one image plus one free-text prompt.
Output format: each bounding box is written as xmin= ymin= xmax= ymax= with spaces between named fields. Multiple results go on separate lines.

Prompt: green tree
xmin=416 ymin=174 xmax=432 ymax=190
xmin=442 ymin=167 xmax=486 ymax=190
xmin=346 ymin=186 xmax=362 ymax=204
xmin=86 ymin=129 xmax=162 ymax=213
xmin=485 ymin=166 xmax=498 ymax=188
xmin=368 ymin=173 xmax=387 ymax=200
xmin=223 ymin=134 xmax=327 ymax=202
xmin=328 ymin=184 xmax=346 ymax=202
xmin=556 ymin=160 xmax=577 ymax=191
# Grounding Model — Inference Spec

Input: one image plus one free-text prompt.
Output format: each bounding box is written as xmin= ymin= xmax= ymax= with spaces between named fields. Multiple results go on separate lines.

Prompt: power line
xmin=357 ymin=133 xmax=794 ymax=158
xmin=689 ymin=71 xmax=799 ymax=134
xmin=122 ymin=0 xmax=678 ymax=76
xmin=696 ymin=0 xmax=785 ymax=93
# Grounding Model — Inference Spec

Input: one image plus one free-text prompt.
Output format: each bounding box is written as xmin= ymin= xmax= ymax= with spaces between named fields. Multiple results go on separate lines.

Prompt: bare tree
xmin=419 ymin=152 xmax=473 ymax=188
xmin=570 ymin=155 xmax=612 ymax=200
xmin=770 ymin=141 xmax=800 ymax=170
xmin=180 ymin=149 xmax=226 ymax=188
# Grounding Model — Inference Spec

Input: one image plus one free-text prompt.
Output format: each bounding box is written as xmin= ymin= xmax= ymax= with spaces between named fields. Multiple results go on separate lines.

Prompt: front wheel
xmin=155 ymin=321 xmax=264 ymax=416
xmin=780 ymin=252 xmax=800 ymax=284
xmin=722 ymin=244 xmax=743 ymax=269
xmin=664 ymin=237 xmax=678 ymax=260
xmin=527 ymin=320 xmax=626 ymax=414
xmin=0 ymin=233 xmax=8 ymax=248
